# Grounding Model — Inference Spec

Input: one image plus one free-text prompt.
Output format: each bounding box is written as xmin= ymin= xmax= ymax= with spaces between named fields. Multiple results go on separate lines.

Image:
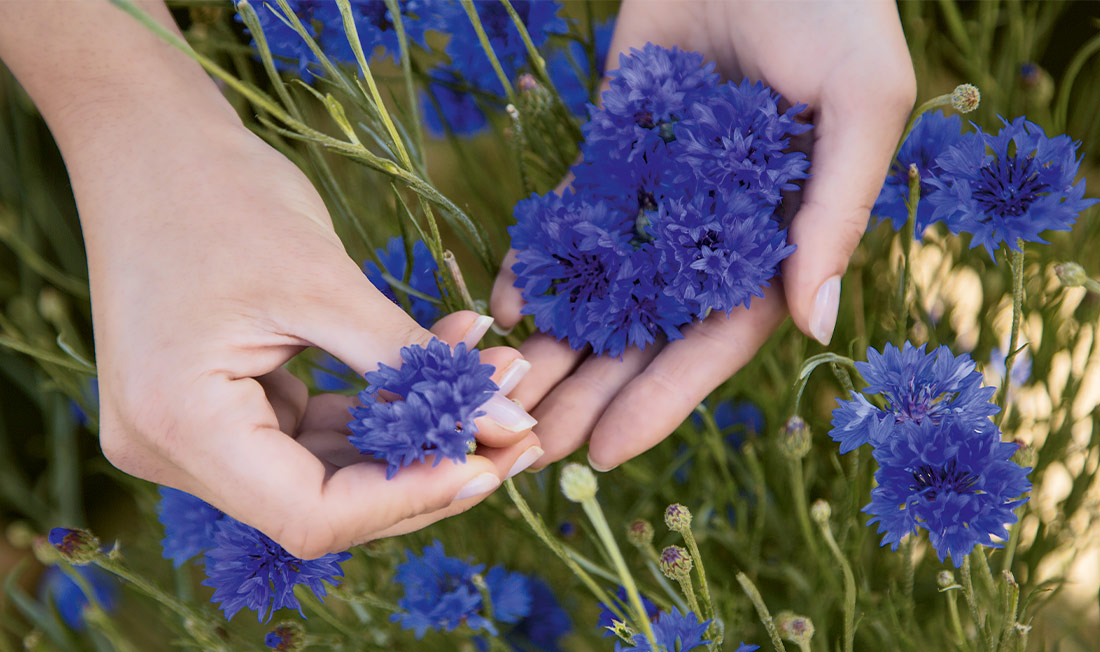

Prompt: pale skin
xmin=493 ymin=0 xmax=916 ymax=472
xmin=0 ymin=0 xmax=914 ymax=558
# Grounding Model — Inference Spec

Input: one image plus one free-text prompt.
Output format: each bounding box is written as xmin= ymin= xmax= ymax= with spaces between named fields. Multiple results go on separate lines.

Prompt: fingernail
xmin=496 ymin=359 xmax=531 ymax=395
xmin=453 ymin=472 xmax=501 ymax=501
xmin=491 ymin=322 xmax=514 ymax=337
xmin=810 ymin=275 xmax=841 ymax=345
xmin=507 ymin=446 xmax=544 ymax=479
xmin=587 ymin=452 xmax=618 ymax=473
xmin=461 ymin=315 xmax=495 ymax=349
xmin=482 ymin=393 xmax=538 ymax=432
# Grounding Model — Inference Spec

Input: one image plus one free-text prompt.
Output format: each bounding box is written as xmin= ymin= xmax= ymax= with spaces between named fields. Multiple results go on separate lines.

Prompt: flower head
xmin=928 ymin=116 xmax=1097 ymax=257
xmin=658 ymin=545 xmax=693 ymax=581
xmin=951 ymin=83 xmax=981 ymax=113
xmin=625 ymin=608 xmax=714 ymax=652
xmin=830 ymin=342 xmax=999 ymax=454
xmin=874 ymin=111 xmax=965 ymax=232
xmin=47 ymin=528 xmax=99 ymax=565
xmin=503 ymin=576 xmax=571 ymax=652
xmin=348 ymin=339 xmax=498 ymax=478
xmin=560 ymin=463 xmax=598 ymax=502
xmin=38 ymin=565 xmax=119 ymax=631
xmin=202 ymin=518 xmax=350 ymax=622
xmin=863 ymin=416 xmax=1031 ymax=566
xmin=672 ymin=79 xmax=811 ymax=206
xmin=264 ymin=622 xmax=305 ymax=651
xmin=363 ymin=235 xmax=442 ymax=328
xmin=157 ymin=487 xmax=223 ymax=567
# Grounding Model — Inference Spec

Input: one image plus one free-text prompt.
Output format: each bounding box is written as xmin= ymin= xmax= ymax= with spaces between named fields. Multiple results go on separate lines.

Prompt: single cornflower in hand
xmin=157 ymin=487 xmax=223 ymax=567
xmin=347 ymin=338 xmax=498 ymax=478
xmin=873 ymin=110 xmax=965 ymax=232
xmin=863 ymin=416 xmax=1031 ymax=565
xmin=927 ymin=115 xmax=1097 ymax=257
xmin=829 ymin=341 xmax=998 ymax=454
xmin=202 ymin=518 xmax=351 ymax=622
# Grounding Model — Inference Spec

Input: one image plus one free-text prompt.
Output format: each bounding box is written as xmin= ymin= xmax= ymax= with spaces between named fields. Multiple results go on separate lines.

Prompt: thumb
xmin=783 ymin=94 xmax=912 ymax=345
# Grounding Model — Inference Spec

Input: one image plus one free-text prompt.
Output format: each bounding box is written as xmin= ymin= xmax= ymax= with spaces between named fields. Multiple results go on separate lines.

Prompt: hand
xmin=0 ymin=1 xmax=541 ymax=560
xmin=490 ymin=0 xmax=916 ymax=471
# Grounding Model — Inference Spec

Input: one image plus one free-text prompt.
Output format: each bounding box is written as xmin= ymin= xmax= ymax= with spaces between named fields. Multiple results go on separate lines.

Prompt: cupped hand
xmin=84 ymin=124 xmax=541 ymax=559
xmin=490 ymin=0 xmax=915 ymax=471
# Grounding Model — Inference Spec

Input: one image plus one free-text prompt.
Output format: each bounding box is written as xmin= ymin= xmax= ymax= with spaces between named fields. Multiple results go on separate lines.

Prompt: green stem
xmin=961 ymin=555 xmax=995 ymax=652
xmin=736 ymin=572 xmax=787 ymax=652
xmin=945 ymin=589 xmax=969 ymax=650
xmin=1000 ymin=504 xmax=1026 ymax=574
xmin=674 ymin=575 xmax=702 ymax=617
xmin=459 ymin=0 xmax=516 ymax=101
xmin=896 ymin=164 xmax=921 ymax=342
xmin=902 ymin=536 xmax=916 ymax=627
xmin=817 ymin=516 xmax=856 ymax=652
xmin=997 ymin=244 xmax=1026 ymax=427
xmin=788 ymin=458 xmax=819 ymax=559
xmin=580 ymin=496 xmax=657 ymax=646
xmin=894 ymin=93 xmax=955 ymax=160
xmin=1053 ymin=31 xmax=1100 ymax=131
xmin=503 ymin=480 xmax=622 ymax=622
xmin=383 ymin=0 xmax=426 ymax=172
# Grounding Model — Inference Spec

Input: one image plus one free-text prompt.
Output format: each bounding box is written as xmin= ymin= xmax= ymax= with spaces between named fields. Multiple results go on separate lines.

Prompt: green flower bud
xmin=1019 ymin=63 xmax=1054 ymax=106
xmin=810 ymin=500 xmax=831 ymax=524
xmin=1055 ymin=262 xmax=1088 ymax=288
xmin=560 ymin=463 xmax=598 ymax=502
xmin=778 ymin=416 xmax=812 ymax=460
xmin=658 ymin=545 xmax=693 ymax=581
xmin=664 ymin=503 xmax=693 ymax=533
xmin=937 ymin=570 xmax=957 ymax=590
xmin=951 ymin=84 xmax=981 ymax=113
xmin=265 ymin=622 xmax=305 ymax=652
xmin=776 ymin=610 xmax=816 ymax=645
xmin=627 ymin=519 xmax=654 ymax=547
xmin=1012 ymin=439 xmax=1037 ymax=469
xmin=47 ymin=527 xmax=100 ymax=565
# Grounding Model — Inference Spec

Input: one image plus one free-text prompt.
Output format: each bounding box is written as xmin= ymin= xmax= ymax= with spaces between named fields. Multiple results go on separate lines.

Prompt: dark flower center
xmin=911 ymin=460 xmax=979 ymax=500
xmin=972 ymin=154 xmax=1049 ymax=218
xmin=890 ymin=386 xmax=954 ymax=425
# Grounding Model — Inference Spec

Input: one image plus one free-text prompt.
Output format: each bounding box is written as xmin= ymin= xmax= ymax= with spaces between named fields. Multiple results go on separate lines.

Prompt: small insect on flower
xmin=347 ymin=339 xmax=498 ymax=479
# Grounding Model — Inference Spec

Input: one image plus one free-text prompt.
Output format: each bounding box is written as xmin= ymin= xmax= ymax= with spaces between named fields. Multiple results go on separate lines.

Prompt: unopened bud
xmin=937 ymin=570 xmax=957 ymax=590
xmin=907 ymin=162 xmax=919 ymax=182
xmin=627 ymin=519 xmax=654 ymax=547
xmin=1012 ymin=439 xmax=1037 ymax=469
xmin=37 ymin=288 xmax=66 ymax=325
xmin=265 ymin=622 xmax=305 ymax=651
xmin=516 ymin=73 xmax=553 ymax=118
xmin=1019 ymin=63 xmax=1054 ymax=105
xmin=810 ymin=500 xmax=831 ymax=524
xmin=658 ymin=545 xmax=693 ymax=581
xmin=560 ymin=463 xmax=597 ymax=502
xmin=1055 ymin=262 xmax=1088 ymax=288
xmin=778 ymin=416 xmax=812 ymax=459
xmin=664 ymin=503 xmax=693 ymax=533
xmin=951 ymin=84 xmax=981 ymax=113
xmin=776 ymin=611 xmax=816 ymax=645
xmin=47 ymin=527 xmax=100 ymax=565
xmin=6 ymin=521 xmax=35 ymax=549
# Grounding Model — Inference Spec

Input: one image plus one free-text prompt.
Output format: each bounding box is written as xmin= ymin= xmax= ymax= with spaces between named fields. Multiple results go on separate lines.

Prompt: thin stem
xmin=383 ymin=0 xmax=426 ymax=171
xmin=736 ymin=572 xmax=787 ymax=652
xmin=459 ymin=0 xmax=516 ymax=101
xmin=902 ymin=536 xmax=916 ymax=627
xmin=896 ymin=164 xmax=921 ymax=342
xmin=674 ymin=575 xmax=702 ymax=617
xmin=503 ymin=480 xmax=622 ymax=622
xmin=817 ymin=516 xmax=856 ymax=652
xmin=997 ymin=244 xmax=1026 ymax=427
xmin=580 ymin=496 xmax=658 ymax=646
xmin=681 ymin=528 xmax=713 ymax=620
xmin=961 ymin=555 xmax=995 ymax=652
xmin=789 ymin=458 xmax=819 ymax=559
xmin=894 ymin=93 xmax=955 ymax=160
xmin=1000 ymin=504 xmax=1026 ymax=574
xmin=945 ymin=589 xmax=969 ymax=650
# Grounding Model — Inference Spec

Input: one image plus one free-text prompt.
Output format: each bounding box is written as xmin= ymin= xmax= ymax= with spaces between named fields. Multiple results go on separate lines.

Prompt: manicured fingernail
xmin=491 ymin=322 xmax=514 ymax=337
xmin=507 ymin=446 xmax=544 ymax=479
xmin=453 ymin=472 xmax=500 ymax=501
xmin=587 ymin=452 xmax=618 ymax=473
xmin=496 ymin=359 xmax=531 ymax=395
xmin=461 ymin=315 xmax=495 ymax=349
xmin=810 ymin=275 xmax=841 ymax=345
xmin=482 ymin=393 xmax=538 ymax=432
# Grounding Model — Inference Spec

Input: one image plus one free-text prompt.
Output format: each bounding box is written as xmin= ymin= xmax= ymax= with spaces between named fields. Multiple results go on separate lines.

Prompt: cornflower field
xmin=2 ymin=1 xmax=1100 ymax=650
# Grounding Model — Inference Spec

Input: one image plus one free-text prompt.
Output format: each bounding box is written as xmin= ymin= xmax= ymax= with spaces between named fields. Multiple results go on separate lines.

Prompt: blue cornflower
xmin=672 ymin=80 xmax=811 ymax=206
xmin=157 ymin=487 xmax=223 ymax=567
xmin=584 ymin=44 xmax=720 ymax=162
xmin=830 ymin=342 xmax=999 ymax=454
xmin=202 ymin=518 xmax=350 ymax=622
xmin=392 ymin=541 xmax=532 ymax=638
xmin=234 ymin=1 xmax=329 ymax=75
xmin=364 ymin=235 xmax=443 ymax=328
xmin=927 ymin=116 xmax=1097 ymax=257
xmin=624 ymin=608 xmax=712 ymax=652
xmin=652 ymin=193 xmax=796 ymax=315
xmin=597 ymin=587 xmax=660 ymax=651
xmin=38 ymin=565 xmax=119 ymax=631
xmin=421 ymin=68 xmax=491 ymax=137
xmin=444 ymin=1 xmax=567 ymax=96
xmin=873 ymin=111 xmax=965 ymax=232
xmin=547 ymin=17 xmax=615 ymax=116
xmin=347 ymin=339 xmax=498 ymax=478
xmin=864 ymin=416 xmax=1031 ymax=566
xmin=505 ymin=576 xmax=571 ymax=652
